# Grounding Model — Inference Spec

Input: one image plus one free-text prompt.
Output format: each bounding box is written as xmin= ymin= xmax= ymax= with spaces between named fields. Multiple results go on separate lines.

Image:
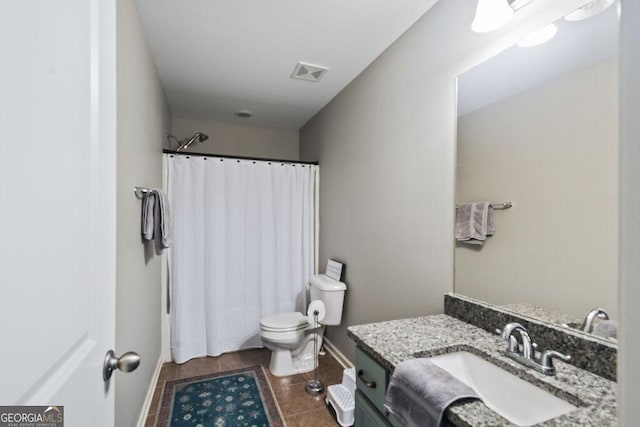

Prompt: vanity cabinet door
xmin=355 ymin=390 xmax=392 ymax=427
xmin=355 ymin=347 xmax=389 ymax=410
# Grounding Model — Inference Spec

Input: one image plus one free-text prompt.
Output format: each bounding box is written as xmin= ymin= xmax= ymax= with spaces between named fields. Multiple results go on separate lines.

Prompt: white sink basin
xmin=428 ymin=351 xmax=577 ymax=426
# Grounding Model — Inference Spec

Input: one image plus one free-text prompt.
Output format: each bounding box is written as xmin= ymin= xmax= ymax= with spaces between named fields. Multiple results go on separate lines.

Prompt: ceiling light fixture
xmin=564 ymin=0 xmax=615 ymax=22
xmin=471 ymin=0 xmax=514 ymax=33
xmin=516 ymin=23 xmax=558 ymax=47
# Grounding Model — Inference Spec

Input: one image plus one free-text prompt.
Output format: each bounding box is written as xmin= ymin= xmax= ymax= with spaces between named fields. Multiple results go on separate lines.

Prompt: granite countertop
xmin=347 ymin=314 xmax=617 ymax=426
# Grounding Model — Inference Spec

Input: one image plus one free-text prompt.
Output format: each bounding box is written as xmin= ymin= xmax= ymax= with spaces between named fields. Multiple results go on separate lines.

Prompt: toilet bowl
xmin=260 ymin=274 xmax=346 ymax=377
xmin=260 ymin=311 xmax=323 ymax=376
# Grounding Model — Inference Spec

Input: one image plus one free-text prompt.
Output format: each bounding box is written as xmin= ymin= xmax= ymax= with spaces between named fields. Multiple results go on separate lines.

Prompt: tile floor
xmin=145 ymin=348 xmax=344 ymax=426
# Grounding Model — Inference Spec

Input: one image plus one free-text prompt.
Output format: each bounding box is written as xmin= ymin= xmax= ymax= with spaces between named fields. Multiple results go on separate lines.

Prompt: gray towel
xmin=141 ymin=192 xmax=155 ymax=240
xmin=455 ymin=202 xmax=495 ymax=246
xmin=592 ymin=320 xmax=618 ymax=339
xmin=141 ymin=189 xmax=172 ymax=254
xmin=385 ymin=358 xmax=480 ymax=427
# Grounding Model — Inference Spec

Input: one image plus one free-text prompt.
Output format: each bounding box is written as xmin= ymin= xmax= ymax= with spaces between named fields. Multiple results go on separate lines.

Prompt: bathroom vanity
xmin=353 ymin=347 xmax=398 ymax=427
xmin=348 ymin=314 xmax=617 ymax=426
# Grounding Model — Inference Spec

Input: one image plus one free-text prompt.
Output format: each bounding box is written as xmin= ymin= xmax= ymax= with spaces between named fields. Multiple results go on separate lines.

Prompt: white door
xmin=0 ymin=1 xmax=117 ymax=426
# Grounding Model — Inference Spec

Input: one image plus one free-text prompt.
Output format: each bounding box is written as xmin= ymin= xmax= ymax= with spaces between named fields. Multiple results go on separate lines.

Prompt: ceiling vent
xmin=291 ymin=62 xmax=329 ymax=82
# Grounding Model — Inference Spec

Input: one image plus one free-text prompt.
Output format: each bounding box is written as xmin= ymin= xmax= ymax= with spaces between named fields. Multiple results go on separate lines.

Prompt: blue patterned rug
xmin=158 ymin=365 xmax=284 ymax=427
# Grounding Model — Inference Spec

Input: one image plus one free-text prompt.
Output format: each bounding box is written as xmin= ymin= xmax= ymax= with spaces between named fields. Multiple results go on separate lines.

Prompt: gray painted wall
xmin=171 ymin=116 xmax=299 ymax=160
xmin=299 ymin=0 xmax=586 ymax=361
xmin=116 ymin=0 xmax=171 ymax=425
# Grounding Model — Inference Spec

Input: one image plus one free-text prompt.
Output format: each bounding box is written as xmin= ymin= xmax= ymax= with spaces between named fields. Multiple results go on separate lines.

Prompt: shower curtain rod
xmin=163 ymin=149 xmax=319 ymax=165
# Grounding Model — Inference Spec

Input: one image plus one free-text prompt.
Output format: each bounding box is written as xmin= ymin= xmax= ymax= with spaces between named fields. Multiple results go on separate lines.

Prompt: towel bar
xmin=456 ymin=201 xmax=513 ymax=210
xmin=134 ymin=186 xmax=152 ymax=199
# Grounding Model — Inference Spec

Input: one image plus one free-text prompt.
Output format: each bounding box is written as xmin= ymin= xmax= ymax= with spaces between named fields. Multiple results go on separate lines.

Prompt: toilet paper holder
xmin=305 ymin=305 xmax=325 ymax=396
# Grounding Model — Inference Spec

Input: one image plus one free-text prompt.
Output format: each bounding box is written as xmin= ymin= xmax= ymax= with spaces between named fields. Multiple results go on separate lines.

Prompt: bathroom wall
xmin=116 ymin=0 xmax=171 ymax=425
xmin=171 ymin=116 xmax=299 ymax=160
xmin=619 ymin=0 xmax=640 ymax=422
xmin=299 ymin=0 xmax=589 ymax=361
xmin=456 ymin=58 xmax=618 ymax=319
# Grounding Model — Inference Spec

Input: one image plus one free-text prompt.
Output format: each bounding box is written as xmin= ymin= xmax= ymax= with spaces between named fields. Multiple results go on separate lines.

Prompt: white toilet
xmin=260 ymin=274 xmax=346 ymax=376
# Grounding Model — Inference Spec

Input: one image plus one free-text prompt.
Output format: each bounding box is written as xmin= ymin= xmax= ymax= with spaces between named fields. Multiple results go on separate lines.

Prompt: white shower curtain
xmin=168 ymin=155 xmax=317 ymax=363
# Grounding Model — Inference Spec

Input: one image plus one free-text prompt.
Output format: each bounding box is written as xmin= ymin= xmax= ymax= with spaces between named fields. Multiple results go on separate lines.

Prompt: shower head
xmin=176 ymin=132 xmax=209 ymax=151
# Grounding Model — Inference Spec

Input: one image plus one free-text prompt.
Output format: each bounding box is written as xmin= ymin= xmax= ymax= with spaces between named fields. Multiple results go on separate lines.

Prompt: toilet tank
xmin=309 ymin=274 xmax=347 ymax=325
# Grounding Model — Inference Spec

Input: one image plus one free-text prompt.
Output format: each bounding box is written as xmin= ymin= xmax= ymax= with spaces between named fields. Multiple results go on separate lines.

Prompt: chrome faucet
xmin=500 ymin=322 xmax=571 ymax=376
xmin=501 ymin=322 xmax=533 ymax=359
xmin=581 ymin=308 xmax=609 ymax=333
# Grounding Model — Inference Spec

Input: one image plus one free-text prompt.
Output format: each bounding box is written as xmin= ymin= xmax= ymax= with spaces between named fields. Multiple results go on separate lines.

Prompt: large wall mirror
xmin=454 ymin=2 xmax=619 ymax=342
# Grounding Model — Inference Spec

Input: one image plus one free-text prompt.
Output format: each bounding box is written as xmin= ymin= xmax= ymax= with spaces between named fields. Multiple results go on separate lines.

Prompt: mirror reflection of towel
xmin=455 ymin=202 xmax=494 ymax=246
xmin=592 ymin=320 xmax=618 ymax=339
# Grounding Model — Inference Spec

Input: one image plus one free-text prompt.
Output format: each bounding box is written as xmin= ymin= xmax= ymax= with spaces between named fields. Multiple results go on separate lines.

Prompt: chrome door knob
xmin=103 ymin=350 xmax=141 ymax=381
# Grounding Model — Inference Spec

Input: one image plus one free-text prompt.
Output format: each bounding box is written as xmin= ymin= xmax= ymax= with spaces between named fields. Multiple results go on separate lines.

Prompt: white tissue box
xmin=326 ymin=368 xmax=356 ymax=427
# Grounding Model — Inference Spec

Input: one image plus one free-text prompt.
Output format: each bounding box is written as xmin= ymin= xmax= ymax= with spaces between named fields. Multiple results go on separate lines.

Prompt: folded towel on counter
xmin=592 ymin=320 xmax=618 ymax=340
xmin=141 ymin=189 xmax=172 ymax=254
xmin=455 ymin=202 xmax=495 ymax=246
xmin=384 ymin=358 xmax=480 ymax=427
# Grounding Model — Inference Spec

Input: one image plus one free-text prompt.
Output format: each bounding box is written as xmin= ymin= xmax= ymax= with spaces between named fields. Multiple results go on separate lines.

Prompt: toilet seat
xmin=260 ymin=312 xmax=309 ymax=332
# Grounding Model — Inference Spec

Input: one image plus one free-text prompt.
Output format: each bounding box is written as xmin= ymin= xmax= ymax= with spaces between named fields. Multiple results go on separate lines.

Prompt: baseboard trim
xmin=136 ymin=355 xmax=164 ymax=427
xmin=323 ymin=337 xmax=353 ymax=369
